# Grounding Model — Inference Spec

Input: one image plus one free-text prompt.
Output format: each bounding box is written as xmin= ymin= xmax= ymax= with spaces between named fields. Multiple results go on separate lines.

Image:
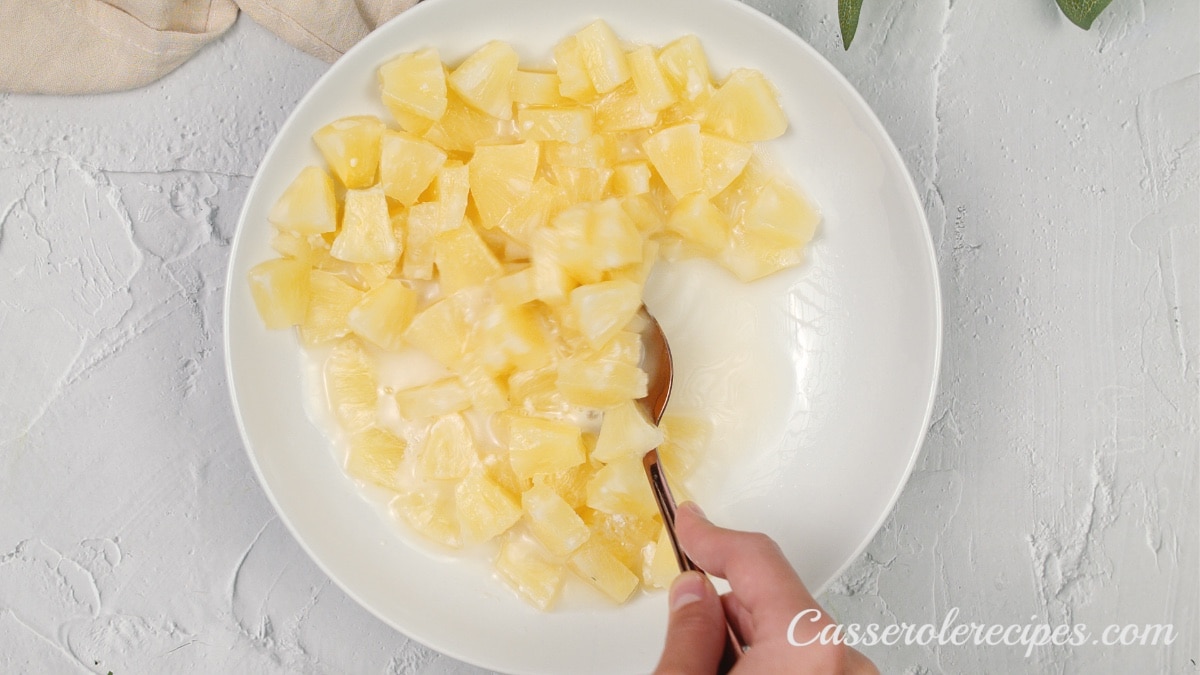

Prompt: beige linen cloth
xmin=0 ymin=0 xmax=418 ymax=94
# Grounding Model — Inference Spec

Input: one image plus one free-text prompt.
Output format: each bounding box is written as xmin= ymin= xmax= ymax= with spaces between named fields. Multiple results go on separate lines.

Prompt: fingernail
xmin=670 ymin=571 xmax=707 ymax=611
xmin=679 ymin=501 xmax=707 ymax=520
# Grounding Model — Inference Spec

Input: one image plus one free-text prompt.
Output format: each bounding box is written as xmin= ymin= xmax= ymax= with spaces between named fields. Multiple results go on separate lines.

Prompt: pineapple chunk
xmin=658 ymin=412 xmax=711 ymax=478
xmin=550 ymin=165 xmax=613 ymax=204
xmin=574 ymin=20 xmax=631 ymax=94
xmin=268 ymin=166 xmax=337 ymax=234
xmin=484 ymin=449 xmax=534 ymax=496
xmin=620 ymin=194 xmax=667 ymax=235
xmin=643 ymin=123 xmax=704 ymax=199
xmin=476 ymin=303 xmax=552 ymax=373
xmin=458 ymin=360 xmax=510 ymax=414
xmin=403 ymin=293 xmax=471 ymax=369
xmin=434 ymin=221 xmax=503 ymax=293
xmin=718 ymin=222 xmax=806 ymax=282
xmin=392 ymin=485 xmax=461 ymax=548
xmin=613 ymin=161 xmax=651 ymax=196
xmin=495 ymin=535 xmax=565 ymax=610
xmin=325 ymin=338 xmax=378 ymax=432
xmin=248 ymin=258 xmax=311 ymax=329
xmin=418 ymin=413 xmax=477 ymax=480
xmin=517 ymin=106 xmax=593 ymax=144
xmin=666 ymin=193 xmax=731 ymax=254
xmin=586 ymin=456 xmax=659 ymax=520
xmin=658 ymin=35 xmax=713 ymax=103
xmin=507 ymin=416 xmax=586 ymax=480
xmin=523 ymin=484 xmax=591 ymax=556
xmin=497 ymin=178 xmax=568 ymax=246
xmin=569 ymin=540 xmax=639 ymax=603
xmin=456 ymin=469 xmax=522 ymax=542
xmin=543 ymin=134 xmax=614 ymax=168
xmin=588 ymin=330 xmax=642 ymax=366
xmin=331 ymin=186 xmax=398 ymax=264
xmin=742 ymin=177 xmax=820 ymax=248
xmin=513 ymin=70 xmax=565 ymax=106
xmin=594 ymin=82 xmax=659 ymax=132
xmin=566 ymin=280 xmax=642 ymax=350
xmin=312 ymin=116 xmax=386 ymax=189
xmin=448 ymin=40 xmax=518 ymax=120
xmin=643 ymin=526 xmax=681 ymax=588
xmin=531 ymin=462 xmax=592 ymax=509
xmin=582 ymin=507 xmax=661 ymax=573
xmin=424 ymin=91 xmax=510 ymax=153
xmin=469 ymin=141 xmax=540 ymax=231
xmin=400 ymin=202 xmax=443 ymax=281
xmin=553 ymin=36 xmax=598 ymax=103
xmin=347 ymin=279 xmax=418 ymax=351
xmin=345 ymin=426 xmax=406 ymax=489
xmin=300 ymin=270 xmax=364 ymax=345
xmin=379 ymin=47 xmax=448 ymax=125
xmin=556 ymin=358 xmax=648 ymax=408
xmin=701 ymin=133 xmax=753 ymax=197
xmin=703 ymin=68 xmax=788 ymax=142
xmin=491 ymin=268 xmax=539 ymax=307
xmin=509 ymin=367 xmax=573 ymax=417
xmin=379 ymin=130 xmax=447 ymax=205
xmin=592 ymin=400 xmax=664 ymax=462
xmin=395 ymin=378 xmax=471 ymax=419
xmin=529 ymin=228 xmax=579 ymax=305
xmin=627 ymin=45 xmax=676 ymax=112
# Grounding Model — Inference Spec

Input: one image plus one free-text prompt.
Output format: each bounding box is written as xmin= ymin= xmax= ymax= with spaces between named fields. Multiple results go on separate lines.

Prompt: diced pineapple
xmin=494 ymin=535 xmax=565 ymax=610
xmin=347 ymin=279 xmax=418 ymax=350
xmin=418 ymin=413 xmax=477 ymax=480
xmin=586 ymin=456 xmax=658 ymax=520
xmin=556 ymin=357 xmax=648 ymax=408
xmin=529 ymin=228 xmax=579 ymax=305
xmin=531 ymin=462 xmax=592 ymax=509
xmin=458 ymin=359 xmax=510 ymax=414
xmin=300 ymin=270 xmax=364 ymax=345
xmin=491 ymin=268 xmax=538 ymax=307
xmin=587 ymin=199 xmax=644 ymax=270
xmin=269 ymin=231 xmax=323 ymax=264
xmin=569 ymin=540 xmax=639 ymax=603
xmin=513 ymin=70 xmax=565 ymax=106
xmin=658 ymin=35 xmax=713 ymax=103
xmin=741 ymin=177 xmax=820 ymax=248
xmin=566 ymin=279 xmax=642 ymax=350
xmin=403 ymin=293 xmax=471 ymax=368
xmin=425 ymin=91 xmax=510 ymax=153
xmin=497 ymin=178 xmax=567 ymax=246
xmin=484 ymin=448 xmax=535 ymax=496
xmin=594 ymin=82 xmax=658 ymax=132
xmin=392 ymin=485 xmax=461 ymax=548
xmin=592 ymin=400 xmax=664 ymax=462
xmin=434 ymin=221 xmax=503 ymax=293
xmin=508 ymin=367 xmax=573 ymax=417
xmin=331 ymin=186 xmax=398 ymax=264
xmin=400 ymin=202 xmax=443 ymax=280
xmin=620 ymin=194 xmax=667 ymax=235
xmin=658 ymin=412 xmax=710 ymax=478
xmin=550 ymin=165 xmax=613 ymax=204
xmin=554 ymin=36 xmax=598 ymax=103
xmin=476 ymin=303 xmax=552 ymax=373
xmin=345 ymin=426 xmax=406 ymax=489
xmin=268 ymin=166 xmax=337 ymax=234
xmin=431 ymin=161 xmax=472 ymax=230
xmin=522 ymin=484 xmax=591 ymax=556
xmin=666 ymin=193 xmax=730 ymax=254
xmin=575 ymin=20 xmax=631 ymax=94
xmin=507 ymin=416 xmax=586 ymax=480
xmin=517 ymin=106 xmax=593 ymax=143
xmin=448 ymin=40 xmax=518 ymax=120
xmin=643 ymin=123 xmax=704 ymax=199
xmin=394 ymin=378 xmax=471 ymax=419
xmin=703 ymin=68 xmax=788 ymax=142
xmin=325 ymin=338 xmax=378 ymax=431
xmin=718 ymin=222 xmax=806 ymax=282
xmin=627 ymin=45 xmax=676 ymax=112
xmin=248 ymin=258 xmax=311 ymax=329
xmin=455 ymin=469 xmax=522 ymax=542
xmin=613 ymin=161 xmax=651 ymax=196
xmin=312 ymin=116 xmax=386 ymax=189
xmin=379 ymin=130 xmax=447 ymax=205
xmin=700 ymin=133 xmax=753 ymax=197
xmin=543 ymin=134 xmax=615 ymax=169
xmin=588 ymin=330 xmax=642 ymax=366
xmin=469 ymin=141 xmax=540 ymax=230
xmin=582 ymin=507 xmax=661 ymax=574
xmin=379 ymin=47 xmax=448 ymax=125
xmin=643 ymin=526 xmax=681 ymax=588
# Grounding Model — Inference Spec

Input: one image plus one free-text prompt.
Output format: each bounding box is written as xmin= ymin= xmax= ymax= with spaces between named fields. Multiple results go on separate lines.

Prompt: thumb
xmin=653 ymin=571 xmax=726 ymax=675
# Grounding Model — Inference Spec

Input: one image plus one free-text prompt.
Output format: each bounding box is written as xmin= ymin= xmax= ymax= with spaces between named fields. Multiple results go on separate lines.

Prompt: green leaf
xmin=839 ymin=0 xmax=863 ymax=49
xmin=1056 ymin=0 xmax=1114 ymax=29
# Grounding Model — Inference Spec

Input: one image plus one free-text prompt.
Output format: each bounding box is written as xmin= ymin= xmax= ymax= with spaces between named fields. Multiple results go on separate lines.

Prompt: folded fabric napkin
xmin=0 ymin=0 xmax=418 ymax=94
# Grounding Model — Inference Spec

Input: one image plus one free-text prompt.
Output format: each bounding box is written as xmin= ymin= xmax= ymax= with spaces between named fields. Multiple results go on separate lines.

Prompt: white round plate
xmin=224 ymin=0 xmax=942 ymax=672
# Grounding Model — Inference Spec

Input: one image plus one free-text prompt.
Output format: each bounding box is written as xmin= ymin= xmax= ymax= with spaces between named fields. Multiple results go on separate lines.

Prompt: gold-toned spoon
xmin=637 ymin=306 xmax=745 ymax=666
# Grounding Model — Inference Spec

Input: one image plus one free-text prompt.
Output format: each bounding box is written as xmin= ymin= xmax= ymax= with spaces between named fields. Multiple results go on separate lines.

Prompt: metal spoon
xmin=637 ymin=306 xmax=745 ymax=666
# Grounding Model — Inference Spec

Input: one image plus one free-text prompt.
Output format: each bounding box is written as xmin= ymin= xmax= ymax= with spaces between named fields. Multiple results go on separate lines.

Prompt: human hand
xmin=653 ymin=502 xmax=879 ymax=674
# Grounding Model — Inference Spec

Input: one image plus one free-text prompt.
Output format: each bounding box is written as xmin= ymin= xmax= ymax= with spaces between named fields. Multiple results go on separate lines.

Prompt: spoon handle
xmin=643 ymin=449 xmax=745 ymax=669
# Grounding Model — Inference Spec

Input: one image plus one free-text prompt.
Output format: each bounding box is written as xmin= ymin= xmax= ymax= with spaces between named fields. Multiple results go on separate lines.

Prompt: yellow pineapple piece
xmin=568 ymin=540 xmax=639 ymax=603
xmin=455 ymin=468 xmax=522 ymax=542
xmin=300 ymin=270 xmax=364 ymax=345
xmin=582 ymin=507 xmax=661 ymax=574
xmin=345 ymin=426 xmax=406 ymax=490
xmin=658 ymin=35 xmax=713 ymax=103
xmin=312 ymin=116 xmax=386 ymax=189
xmin=379 ymin=47 xmax=448 ymax=126
xmin=594 ymin=82 xmax=658 ymax=132
xmin=588 ymin=330 xmax=642 ymax=366
xmin=517 ymin=106 xmax=593 ymax=144
xmin=556 ymin=358 xmax=647 ymax=409
xmin=627 ymin=45 xmax=676 ymax=112
xmin=523 ymin=484 xmax=591 ymax=557
xmin=269 ymin=231 xmax=323 ymax=265
xmin=513 ymin=70 xmax=565 ymax=106
xmin=529 ymin=228 xmax=579 ymax=305
xmin=700 ymin=133 xmax=753 ymax=197
xmin=592 ymin=400 xmax=664 ymax=462
xmin=553 ymin=36 xmax=598 ymax=103
xmin=458 ymin=359 xmax=510 ymax=414
xmin=399 ymin=202 xmax=443 ymax=280
xmin=325 ymin=337 xmax=378 ymax=431
xmin=394 ymin=378 xmax=471 ymax=419
xmin=643 ymin=526 xmax=681 ymax=588
xmin=477 ymin=303 xmax=552 ymax=373
xmin=507 ymin=416 xmax=586 ymax=480
xmin=620 ymin=194 xmax=667 ymax=235
xmin=331 ymin=186 xmax=398 ymax=264
xmin=248 ymin=258 xmax=311 ymax=329
xmin=448 ymin=40 xmax=518 ymax=120
xmin=586 ymin=456 xmax=658 ymax=520
xmin=508 ymin=367 xmax=573 ymax=417
xmin=718 ymin=221 xmax=806 ymax=282
xmin=403 ymin=293 xmax=471 ymax=369
xmin=574 ymin=20 xmax=631 ymax=94
xmin=543 ymin=134 xmax=615 ymax=169
xmin=491 ymin=268 xmax=538 ymax=307
xmin=666 ymin=193 xmax=730 ymax=255
xmin=741 ymin=177 xmax=819 ymax=248
xmin=268 ymin=166 xmax=337 ymax=234
xmin=484 ymin=449 xmax=534 ymax=496
xmin=566 ymin=279 xmax=642 ymax=350
xmin=643 ymin=123 xmax=704 ymax=199
xmin=494 ymin=535 xmax=565 ymax=610
xmin=497 ymin=178 xmax=568 ymax=246
xmin=469 ymin=141 xmax=540 ymax=231
xmin=434 ymin=221 xmax=503 ymax=293
xmin=425 ymin=91 xmax=512 ymax=153
xmin=379 ymin=130 xmax=447 ymax=205
xmin=613 ymin=161 xmax=651 ymax=196
xmin=703 ymin=68 xmax=788 ymax=142
xmin=550 ymin=165 xmax=613 ymax=204
xmin=392 ymin=485 xmax=461 ymax=548
xmin=531 ymin=462 xmax=592 ymax=509
xmin=418 ymin=413 xmax=477 ymax=480
xmin=347 ymin=279 xmax=418 ymax=351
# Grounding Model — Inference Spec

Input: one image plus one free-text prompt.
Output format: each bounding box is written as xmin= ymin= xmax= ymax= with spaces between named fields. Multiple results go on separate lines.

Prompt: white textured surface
xmin=1 ymin=3 xmax=1196 ymax=673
